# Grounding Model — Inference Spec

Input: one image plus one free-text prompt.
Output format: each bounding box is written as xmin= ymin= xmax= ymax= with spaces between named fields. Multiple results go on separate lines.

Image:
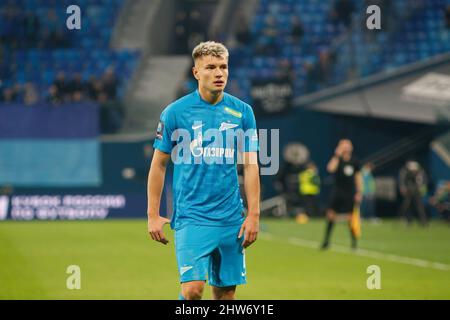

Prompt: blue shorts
xmin=175 ymin=224 xmax=246 ymax=287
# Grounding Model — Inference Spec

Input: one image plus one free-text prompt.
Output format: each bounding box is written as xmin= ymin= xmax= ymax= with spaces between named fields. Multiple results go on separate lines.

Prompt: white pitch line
xmin=258 ymin=233 xmax=450 ymax=272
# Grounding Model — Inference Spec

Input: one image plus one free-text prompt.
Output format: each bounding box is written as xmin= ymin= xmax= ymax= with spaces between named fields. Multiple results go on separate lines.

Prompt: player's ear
xmin=192 ymin=66 xmax=200 ymax=80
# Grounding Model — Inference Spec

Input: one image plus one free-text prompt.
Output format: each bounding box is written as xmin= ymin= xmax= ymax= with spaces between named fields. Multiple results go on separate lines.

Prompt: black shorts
xmin=329 ymin=188 xmax=355 ymax=214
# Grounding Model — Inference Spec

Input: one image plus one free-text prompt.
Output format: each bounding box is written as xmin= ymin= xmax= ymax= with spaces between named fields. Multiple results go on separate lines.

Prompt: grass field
xmin=1 ymin=218 xmax=449 ymax=299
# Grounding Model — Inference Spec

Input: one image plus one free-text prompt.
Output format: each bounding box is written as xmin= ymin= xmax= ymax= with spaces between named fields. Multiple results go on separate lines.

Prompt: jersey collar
xmin=196 ymin=89 xmax=226 ymax=106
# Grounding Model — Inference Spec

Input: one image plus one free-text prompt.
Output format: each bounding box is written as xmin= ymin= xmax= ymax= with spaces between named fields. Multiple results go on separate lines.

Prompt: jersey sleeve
xmin=242 ymin=104 xmax=259 ymax=152
xmin=153 ymin=107 xmax=175 ymax=154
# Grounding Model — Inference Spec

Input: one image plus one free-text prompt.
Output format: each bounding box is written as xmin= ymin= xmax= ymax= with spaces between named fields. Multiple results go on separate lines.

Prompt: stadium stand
xmin=227 ymin=0 xmax=450 ymax=103
xmin=0 ymin=0 xmax=139 ymax=106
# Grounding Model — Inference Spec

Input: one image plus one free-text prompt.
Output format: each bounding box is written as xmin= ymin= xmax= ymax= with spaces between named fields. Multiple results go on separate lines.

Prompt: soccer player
xmin=321 ymin=139 xmax=362 ymax=250
xmin=146 ymin=41 xmax=260 ymax=300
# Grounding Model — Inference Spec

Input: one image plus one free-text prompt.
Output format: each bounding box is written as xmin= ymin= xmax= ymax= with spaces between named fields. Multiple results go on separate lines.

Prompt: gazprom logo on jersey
xmin=189 ymin=131 xmax=235 ymax=159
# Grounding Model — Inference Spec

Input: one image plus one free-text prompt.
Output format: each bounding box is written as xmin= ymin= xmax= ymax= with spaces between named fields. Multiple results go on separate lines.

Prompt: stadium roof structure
xmin=294 ymin=53 xmax=450 ymax=124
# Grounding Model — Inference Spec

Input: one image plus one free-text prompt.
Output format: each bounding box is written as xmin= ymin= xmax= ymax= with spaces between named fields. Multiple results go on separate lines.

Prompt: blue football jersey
xmin=153 ymin=90 xmax=259 ymax=230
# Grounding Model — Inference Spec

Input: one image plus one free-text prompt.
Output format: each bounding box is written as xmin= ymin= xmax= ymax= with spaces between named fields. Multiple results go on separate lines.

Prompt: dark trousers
xmin=361 ymin=195 xmax=376 ymax=219
xmin=400 ymin=191 xmax=427 ymax=225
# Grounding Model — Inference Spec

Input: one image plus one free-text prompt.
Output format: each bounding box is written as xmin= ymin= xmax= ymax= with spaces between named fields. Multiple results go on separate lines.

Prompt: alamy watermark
xmin=366 ymin=265 xmax=381 ymax=290
xmin=66 ymin=265 xmax=81 ymax=290
xmin=366 ymin=5 xmax=381 ymax=30
xmin=161 ymin=125 xmax=279 ymax=176
xmin=66 ymin=5 xmax=81 ymax=30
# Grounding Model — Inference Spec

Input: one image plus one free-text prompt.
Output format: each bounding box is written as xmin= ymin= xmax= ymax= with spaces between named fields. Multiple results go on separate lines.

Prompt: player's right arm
xmin=327 ymin=141 xmax=343 ymax=173
xmin=147 ymin=149 xmax=171 ymax=244
xmin=147 ymin=107 xmax=175 ymax=245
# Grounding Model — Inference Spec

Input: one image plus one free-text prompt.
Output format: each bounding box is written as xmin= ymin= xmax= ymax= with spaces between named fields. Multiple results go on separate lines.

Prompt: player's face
xmin=193 ymin=55 xmax=229 ymax=94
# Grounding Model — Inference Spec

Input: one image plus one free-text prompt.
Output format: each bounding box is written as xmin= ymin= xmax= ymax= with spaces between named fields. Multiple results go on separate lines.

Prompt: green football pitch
xmin=1 ymin=218 xmax=449 ymax=299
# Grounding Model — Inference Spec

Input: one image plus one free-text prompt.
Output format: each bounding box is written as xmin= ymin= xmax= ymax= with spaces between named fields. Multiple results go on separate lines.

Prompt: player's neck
xmin=198 ymin=87 xmax=224 ymax=105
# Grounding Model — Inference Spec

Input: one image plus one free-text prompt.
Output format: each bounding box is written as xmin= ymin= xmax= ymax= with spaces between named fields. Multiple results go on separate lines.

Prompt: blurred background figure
xmin=445 ymin=4 xmax=450 ymax=29
xmin=53 ymin=71 xmax=69 ymax=102
xmin=68 ymin=73 xmax=85 ymax=102
xmin=321 ymin=139 xmax=361 ymax=250
xmin=255 ymin=15 xmax=278 ymax=56
xmin=275 ymin=143 xmax=310 ymax=217
xmin=23 ymin=82 xmax=38 ymax=106
xmin=289 ymin=16 xmax=304 ymax=44
xmin=299 ymin=161 xmax=321 ymax=218
xmin=398 ymin=160 xmax=428 ymax=226
xmin=234 ymin=10 xmax=251 ymax=46
xmin=330 ymin=0 xmax=356 ymax=30
xmin=102 ymin=67 xmax=119 ymax=101
xmin=46 ymin=84 xmax=62 ymax=105
xmin=274 ymin=157 xmax=303 ymax=218
xmin=429 ymin=181 xmax=450 ymax=224
xmin=360 ymin=162 xmax=380 ymax=224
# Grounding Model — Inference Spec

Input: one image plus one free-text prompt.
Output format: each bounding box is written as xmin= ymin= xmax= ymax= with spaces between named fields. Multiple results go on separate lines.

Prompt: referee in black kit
xmin=321 ymin=139 xmax=362 ymax=250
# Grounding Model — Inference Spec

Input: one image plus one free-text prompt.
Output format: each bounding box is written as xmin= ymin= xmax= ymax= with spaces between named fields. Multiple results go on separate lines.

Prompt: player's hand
xmin=238 ymin=214 xmax=260 ymax=248
xmin=148 ymin=216 xmax=171 ymax=245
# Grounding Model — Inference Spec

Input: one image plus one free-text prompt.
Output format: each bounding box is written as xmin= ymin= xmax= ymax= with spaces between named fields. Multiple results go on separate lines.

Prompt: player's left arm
xmin=239 ymin=151 xmax=260 ymax=248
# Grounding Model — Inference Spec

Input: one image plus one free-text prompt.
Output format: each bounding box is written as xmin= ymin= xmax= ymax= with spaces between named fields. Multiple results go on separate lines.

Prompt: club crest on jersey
xmin=344 ymin=165 xmax=354 ymax=176
xmin=219 ymin=122 xmax=239 ymax=131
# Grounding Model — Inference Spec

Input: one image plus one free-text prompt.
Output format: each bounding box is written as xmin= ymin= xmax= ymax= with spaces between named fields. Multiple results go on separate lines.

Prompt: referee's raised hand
xmin=335 ymin=139 xmax=347 ymax=156
xmin=148 ymin=216 xmax=171 ymax=245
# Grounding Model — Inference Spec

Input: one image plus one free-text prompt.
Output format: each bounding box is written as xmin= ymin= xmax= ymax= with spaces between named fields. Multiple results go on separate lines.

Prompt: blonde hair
xmin=192 ymin=41 xmax=229 ymax=61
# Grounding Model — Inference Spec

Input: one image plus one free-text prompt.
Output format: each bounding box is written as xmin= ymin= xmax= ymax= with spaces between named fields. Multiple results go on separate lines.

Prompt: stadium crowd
xmin=47 ymin=67 xmax=119 ymax=105
xmin=0 ymin=67 xmax=119 ymax=106
xmin=0 ymin=4 xmax=70 ymax=50
xmin=0 ymin=2 xmax=124 ymax=111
